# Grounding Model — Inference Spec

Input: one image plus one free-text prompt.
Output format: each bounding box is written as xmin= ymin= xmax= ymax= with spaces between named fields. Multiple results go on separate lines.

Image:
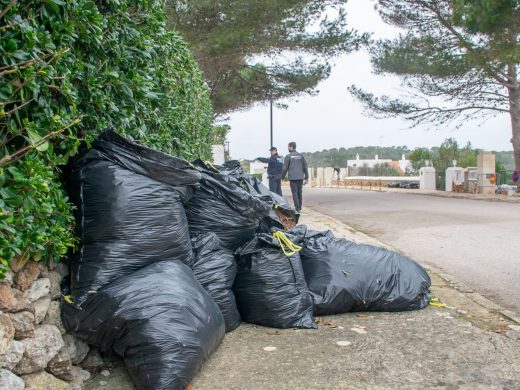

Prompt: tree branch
xmin=419 ymin=0 xmax=512 ymax=86
xmin=0 ymin=53 xmax=51 ymax=75
xmin=1 ymin=98 xmax=34 ymax=117
xmin=0 ymin=0 xmax=16 ymax=20
xmin=0 ymin=118 xmax=81 ymax=167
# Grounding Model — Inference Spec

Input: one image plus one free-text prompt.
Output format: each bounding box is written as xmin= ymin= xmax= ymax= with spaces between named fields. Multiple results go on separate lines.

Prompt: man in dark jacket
xmin=282 ymin=142 xmax=308 ymax=212
xmin=256 ymin=147 xmax=283 ymax=195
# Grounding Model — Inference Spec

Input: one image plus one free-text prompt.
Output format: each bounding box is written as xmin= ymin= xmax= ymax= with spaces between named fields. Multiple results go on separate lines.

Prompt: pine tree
xmin=349 ymin=0 xmax=520 ymax=181
xmin=167 ymin=0 xmax=365 ymax=115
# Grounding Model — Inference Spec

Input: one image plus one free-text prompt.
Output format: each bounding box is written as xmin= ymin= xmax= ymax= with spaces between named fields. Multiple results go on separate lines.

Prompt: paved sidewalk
xmin=84 ymin=208 xmax=520 ymax=390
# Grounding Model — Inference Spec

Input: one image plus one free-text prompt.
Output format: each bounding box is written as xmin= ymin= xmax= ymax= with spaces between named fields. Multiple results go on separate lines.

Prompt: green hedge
xmin=0 ymin=0 xmax=213 ymax=277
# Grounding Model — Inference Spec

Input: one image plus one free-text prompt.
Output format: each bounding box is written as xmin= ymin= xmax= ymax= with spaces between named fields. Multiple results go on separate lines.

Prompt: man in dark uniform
xmin=282 ymin=142 xmax=308 ymax=212
xmin=256 ymin=147 xmax=283 ymax=196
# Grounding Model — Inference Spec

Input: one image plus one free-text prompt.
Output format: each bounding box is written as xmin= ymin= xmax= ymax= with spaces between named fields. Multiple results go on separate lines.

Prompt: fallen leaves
xmin=315 ymin=317 xmax=338 ymax=329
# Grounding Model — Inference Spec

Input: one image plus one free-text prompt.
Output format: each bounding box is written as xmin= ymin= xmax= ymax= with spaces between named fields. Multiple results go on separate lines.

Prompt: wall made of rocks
xmin=0 ymin=261 xmax=103 ymax=390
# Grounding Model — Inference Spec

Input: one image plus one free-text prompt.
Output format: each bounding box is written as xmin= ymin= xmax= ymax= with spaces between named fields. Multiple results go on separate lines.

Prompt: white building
xmin=347 ymin=154 xmax=392 ymax=168
xmin=398 ymin=154 xmax=411 ymax=173
xmin=249 ymin=161 xmax=267 ymax=174
xmin=211 ymin=145 xmax=225 ymax=165
xmin=346 ymin=154 xmax=411 ymax=174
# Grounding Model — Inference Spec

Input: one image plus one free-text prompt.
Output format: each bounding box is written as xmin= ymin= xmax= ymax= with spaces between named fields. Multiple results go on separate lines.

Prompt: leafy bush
xmin=0 ymin=0 xmax=213 ymax=277
xmin=0 ymin=155 xmax=76 ymax=275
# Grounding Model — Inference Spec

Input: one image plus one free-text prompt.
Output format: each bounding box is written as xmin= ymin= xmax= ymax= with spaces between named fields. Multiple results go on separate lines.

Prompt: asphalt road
xmin=300 ymin=188 xmax=520 ymax=314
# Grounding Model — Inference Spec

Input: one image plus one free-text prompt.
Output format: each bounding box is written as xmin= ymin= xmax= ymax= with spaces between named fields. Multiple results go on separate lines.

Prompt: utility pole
xmin=270 ymin=98 xmax=274 ymax=148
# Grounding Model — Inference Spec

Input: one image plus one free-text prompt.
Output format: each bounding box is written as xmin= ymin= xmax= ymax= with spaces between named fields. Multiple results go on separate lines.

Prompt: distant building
xmin=347 ymin=154 xmax=392 ymax=168
xmin=347 ymin=154 xmax=411 ymax=175
xmin=249 ymin=161 xmax=267 ymax=174
xmin=211 ymin=145 xmax=225 ymax=165
xmin=398 ymin=154 xmax=411 ymax=173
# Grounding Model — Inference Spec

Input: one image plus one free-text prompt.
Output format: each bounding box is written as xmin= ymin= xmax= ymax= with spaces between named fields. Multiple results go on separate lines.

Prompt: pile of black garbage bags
xmin=61 ymin=130 xmax=431 ymax=390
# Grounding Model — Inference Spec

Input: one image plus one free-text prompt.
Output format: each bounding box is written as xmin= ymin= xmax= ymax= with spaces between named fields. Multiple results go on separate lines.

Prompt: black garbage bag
xmin=233 ymin=226 xmax=316 ymax=329
xmin=218 ymin=160 xmax=299 ymax=230
xmin=218 ymin=159 xmax=244 ymax=177
xmin=240 ymin=177 xmax=299 ymax=230
xmin=186 ymin=161 xmax=271 ymax=250
xmin=301 ymin=230 xmax=431 ymax=315
xmin=65 ymin=130 xmax=199 ymax=306
xmin=61 ymin=261 xmax=225 ymax=390
xmin=192 ymin=233 xmax=241 ymax=332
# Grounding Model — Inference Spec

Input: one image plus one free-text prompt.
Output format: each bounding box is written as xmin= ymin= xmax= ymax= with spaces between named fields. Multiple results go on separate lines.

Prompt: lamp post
xmin=270 ymin=98 xmax=273 ymax=149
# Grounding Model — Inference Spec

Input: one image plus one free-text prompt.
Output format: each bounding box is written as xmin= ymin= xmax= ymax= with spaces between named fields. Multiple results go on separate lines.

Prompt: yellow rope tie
xmin=63 ymin=294 xmax=74 ymax=304
xmin=429 ymin=296 xmax=447 ymax=308
xmin=204 ymin=160 xmax=218 ymax=171
xmin=273 ymin=231 xmax=302 ymax=257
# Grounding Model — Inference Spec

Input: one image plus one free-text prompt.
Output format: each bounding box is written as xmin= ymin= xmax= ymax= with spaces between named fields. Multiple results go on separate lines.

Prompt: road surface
xmin=299 ymin=188 xmax=520 ymax=314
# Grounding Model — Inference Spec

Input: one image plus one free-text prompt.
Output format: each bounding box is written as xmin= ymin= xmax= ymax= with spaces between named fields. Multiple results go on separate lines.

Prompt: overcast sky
xmin=224 ymin=0 xmax=513 ymax=160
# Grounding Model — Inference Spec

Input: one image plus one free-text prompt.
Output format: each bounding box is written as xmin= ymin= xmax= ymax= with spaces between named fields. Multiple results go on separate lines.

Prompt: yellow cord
xmin=63 ymin=294 xmax=74 ymax=304
xmin=429 ymin=297 xmax=447 ymax=308
xmin=273 ymin=231 xmax=302 ymax=257
xmin=204 ymin=160 xmax=218 ymax=171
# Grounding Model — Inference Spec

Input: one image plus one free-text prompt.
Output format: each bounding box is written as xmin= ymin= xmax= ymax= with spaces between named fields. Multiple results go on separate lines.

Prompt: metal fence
xmin=496 ymin=170 xmax=515 ymax=186
xmin=436 ymin=171 xmax=446 ymax=190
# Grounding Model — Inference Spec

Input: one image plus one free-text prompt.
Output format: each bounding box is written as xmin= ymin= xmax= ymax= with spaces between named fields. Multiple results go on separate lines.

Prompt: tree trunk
xmin=511 ymin=100 xmax=520 ymax=174
xmin=507 ymin=66 xmax=520 ymax=189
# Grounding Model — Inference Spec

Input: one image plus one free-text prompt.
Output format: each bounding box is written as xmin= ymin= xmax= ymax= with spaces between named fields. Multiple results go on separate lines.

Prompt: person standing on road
xmin=256 ymin=147 xmax=283 ymax=196
xmin=282 ymin=141 xmax=308 ymax=212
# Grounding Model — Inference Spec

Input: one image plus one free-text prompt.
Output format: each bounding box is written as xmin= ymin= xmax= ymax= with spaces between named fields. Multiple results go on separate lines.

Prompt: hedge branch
xmin=0 ymin=118 xmax=81 ymax=167
xmin=1 ymin=98 xmax=34 ymax=117
xmin=0 ymin=0 xmax=16 ymax=20
xmin=0 ymin=52 xmax=54 ymax=75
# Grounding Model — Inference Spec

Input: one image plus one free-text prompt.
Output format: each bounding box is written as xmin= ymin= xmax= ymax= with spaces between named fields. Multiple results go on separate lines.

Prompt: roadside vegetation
xmin=0 ymin=0 xmax=213 ymax=277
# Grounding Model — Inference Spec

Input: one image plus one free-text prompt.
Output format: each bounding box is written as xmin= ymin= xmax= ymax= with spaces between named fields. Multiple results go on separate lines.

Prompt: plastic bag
xmin=192 ymin=233 xmax=241 ymax=332
xmin=65 ymin=130 xmax=199 ymax=306
xmin=61 ymin=261 xmax=225 ymax=390
xmin=218 ymin=160 xmax=299 ymax=230
xmin=186 ymin=162 xmax=271 ymax=250
xmin=233 ymin=226 xmax=316 ymax=329
xmin=301 ymin=230 xmax=431 ymax=315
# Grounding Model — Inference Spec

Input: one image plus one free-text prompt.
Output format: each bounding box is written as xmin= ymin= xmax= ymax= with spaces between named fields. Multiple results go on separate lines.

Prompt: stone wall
xmin=0 ymin=261 xmax=103 ymax=390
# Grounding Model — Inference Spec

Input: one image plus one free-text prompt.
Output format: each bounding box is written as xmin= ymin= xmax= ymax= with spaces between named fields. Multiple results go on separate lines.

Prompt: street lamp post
xmin=270 ymin=98 xmax=273 ymax=149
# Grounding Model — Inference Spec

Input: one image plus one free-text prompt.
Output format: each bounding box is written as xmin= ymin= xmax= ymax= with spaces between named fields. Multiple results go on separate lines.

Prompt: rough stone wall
xmin=467 ymin=181 xmax=478 ymax=194
xmin=340 ymin=178 xmax=394 ymax=187
xmin=0 ymin=261 xmax=103 ymax=390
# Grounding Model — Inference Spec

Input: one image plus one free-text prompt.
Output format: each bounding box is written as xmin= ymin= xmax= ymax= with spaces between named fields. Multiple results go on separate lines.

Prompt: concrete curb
xmin=302 ymin=206 xmax=520 ymax=326
xmin=433 ymin=269 xmax=520 ymax=325
xmin=400 ymin=189 xmax=520 ymax=204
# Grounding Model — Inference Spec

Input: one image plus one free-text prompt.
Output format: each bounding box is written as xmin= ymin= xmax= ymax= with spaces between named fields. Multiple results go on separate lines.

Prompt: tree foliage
xmin=303 ymin=145 xmax=410 ymax=167
xmin=302 ymin=142 xmax=514 ymax=172
xmin=349 ymin=0 xmax=520 ymax=175
xmin=0 ymin=0 xmax=213 ymax=277
xmin=431 ymin=138 xmax=478 ymax=173
xmin=408 ymin=148 xmax=432 ymax=172
xmin=167 ymin=0 xmax=365 ymax=115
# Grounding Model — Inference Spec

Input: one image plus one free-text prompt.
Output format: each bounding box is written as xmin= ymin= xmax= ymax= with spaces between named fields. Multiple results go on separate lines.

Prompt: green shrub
xmin=250 ymin=173 xmax=263 ymax=181
xmin=0 ymin=0 xmax=213 ymax=277
xmin=0 ymin=154 xmax=76 ymax=276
